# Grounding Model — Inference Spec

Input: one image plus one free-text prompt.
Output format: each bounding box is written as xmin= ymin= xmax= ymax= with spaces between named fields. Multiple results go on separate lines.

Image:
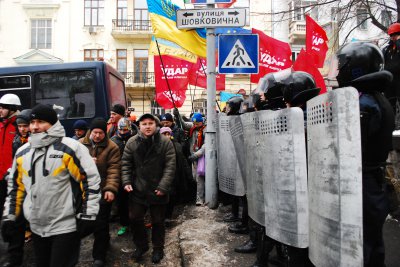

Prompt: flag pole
xmin=155 ymin=38 xmax=177 ymax=109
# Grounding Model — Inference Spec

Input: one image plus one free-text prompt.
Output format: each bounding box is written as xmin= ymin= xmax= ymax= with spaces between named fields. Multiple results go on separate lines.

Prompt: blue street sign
xmin=218 ymin=34 xmax=259 ymax=74
xmin=190 ymin=0 xmax=232 ymax=4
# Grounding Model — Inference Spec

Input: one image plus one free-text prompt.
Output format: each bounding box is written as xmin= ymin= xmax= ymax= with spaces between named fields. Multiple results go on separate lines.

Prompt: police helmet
xmin=226 ymin=96 xmax=244 ymax=115
xmin=0 ymin=94 xmax=21 ymax=111
xmin=283 ymin=71 xmax=320 ymax=107
xmin=336 ymin=42 xmax=384 ymax=87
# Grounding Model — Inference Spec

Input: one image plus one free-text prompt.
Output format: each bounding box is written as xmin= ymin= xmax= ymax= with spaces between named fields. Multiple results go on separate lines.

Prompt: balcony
xmin=121 ymin=72 xmax=155 ymax=88
xmin=288 ymin=20 xmax=306 ymax=44
xmin=111 ymin=19 xmax=153 ymax=40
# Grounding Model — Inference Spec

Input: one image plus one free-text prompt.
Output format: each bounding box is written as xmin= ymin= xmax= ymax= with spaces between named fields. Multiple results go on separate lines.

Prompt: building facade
xmin=0 ymin=0 xmax=394 ymax=116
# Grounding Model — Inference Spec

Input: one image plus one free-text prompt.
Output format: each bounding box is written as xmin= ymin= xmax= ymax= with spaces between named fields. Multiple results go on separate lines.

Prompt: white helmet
xmin=0 ymin=94 xmax=21 ymax=106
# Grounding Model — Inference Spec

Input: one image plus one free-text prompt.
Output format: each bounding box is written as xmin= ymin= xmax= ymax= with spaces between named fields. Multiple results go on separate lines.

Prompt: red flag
xmin=250 ymin=28 xmax=292 ymax=84
xmin=154 ymin=55 xmax=194 ymax=109
xmin=217 ymin=0 xmax=236 ymax=8
xmin=189 ymin=57 xmax=226 ymax=91
xmin=293 ymin=49 xmax=327 ymax=94
xmin=306 ymin=15 xmax=328 ymax=68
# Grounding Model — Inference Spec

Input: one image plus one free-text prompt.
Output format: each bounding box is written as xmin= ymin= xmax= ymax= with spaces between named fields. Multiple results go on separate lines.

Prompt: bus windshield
xmin=34 ymin=70 xmax=96 ymax=119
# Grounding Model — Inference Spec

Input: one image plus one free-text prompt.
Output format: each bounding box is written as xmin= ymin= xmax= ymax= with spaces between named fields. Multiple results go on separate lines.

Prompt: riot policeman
xmin=274 ymin=71 xmax=320 ymax=267
xmin=226 ymin=96 xmax=244 ymax=116
xmin=222 ymin=96 xmax=244 ymax=224
xmin=248 ymin=70 xmax=294 ymax=267
xmin=336 ymin=42 xmax=394 ymax=267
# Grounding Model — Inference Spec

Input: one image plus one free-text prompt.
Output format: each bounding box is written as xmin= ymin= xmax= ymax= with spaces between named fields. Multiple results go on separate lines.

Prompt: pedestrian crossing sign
xmin=218 ymin=34 xmax=258 ymax=74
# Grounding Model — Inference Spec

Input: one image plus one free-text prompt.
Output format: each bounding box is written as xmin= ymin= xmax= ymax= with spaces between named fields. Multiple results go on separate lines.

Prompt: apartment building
xmin=0 ymin=0 xmax=393 ymax=115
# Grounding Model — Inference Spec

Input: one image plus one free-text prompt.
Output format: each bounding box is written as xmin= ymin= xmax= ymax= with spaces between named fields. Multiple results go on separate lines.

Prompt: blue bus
xmin=0 ymin=61 xmax=127 ymax=136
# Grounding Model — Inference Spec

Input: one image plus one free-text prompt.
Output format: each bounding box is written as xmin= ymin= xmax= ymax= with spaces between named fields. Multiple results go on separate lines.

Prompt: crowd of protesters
xmin=0 ymin=97 xmax=204 ymax=267
xmin=1 ymin=24 xmax=400 ymax=267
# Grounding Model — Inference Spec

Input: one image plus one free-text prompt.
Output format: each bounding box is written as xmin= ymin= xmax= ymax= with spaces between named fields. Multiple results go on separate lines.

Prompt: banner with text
xmin=306 ymin=15 xmax=328 ymax=68
xmin=250 ymin=28 xmax=292 ymax=84
xmin=154 ymin=55 xmax=194 ymax=109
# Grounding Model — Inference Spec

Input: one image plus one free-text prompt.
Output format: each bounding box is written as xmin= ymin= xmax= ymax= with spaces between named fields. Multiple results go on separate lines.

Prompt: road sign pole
xmin=205 ymin=5 xmax=218 ymax=209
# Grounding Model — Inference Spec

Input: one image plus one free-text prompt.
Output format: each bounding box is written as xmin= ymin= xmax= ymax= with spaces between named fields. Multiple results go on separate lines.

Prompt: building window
xmin=84 ymin=0 xmax=104 ymax=26
xmin=381 ymin=10 xmax=392 ymax=28
xmin=193 ymin=99 xmax=207 ymax=115
xmin=134 ymin=0 xmax=150 ymax=30
xmin=31 ymin=19 xmax=52 ymax=49
xmin=84 ymin=49 xmax=104 ymax=61
xmin=117 ymin=0 xmax=128 ymax=26
xmin=357 ymin=8 xmax=368 ymax=30
xmin=290 ymin=0 xmax=318 ymax=21
xmin=117 ymin=49 xmax=127 ymax=73
xmin=151 ymin=100 xmax=165 ymax=116
xmin=134 ymin=49 xmax=148 ymax=83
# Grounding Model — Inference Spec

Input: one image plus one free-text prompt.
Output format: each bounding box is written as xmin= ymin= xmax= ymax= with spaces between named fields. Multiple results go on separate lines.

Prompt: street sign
xmin=176 ymin=8 xmax=246 ymax=29
xmin=189 ymin=0 xmax=233 ymax=4
xmin=218 ymin=34 xmax=259 ymax=74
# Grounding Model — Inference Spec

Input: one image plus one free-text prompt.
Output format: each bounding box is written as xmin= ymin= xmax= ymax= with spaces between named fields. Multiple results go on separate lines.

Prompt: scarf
xmin=189 ymin=125 xmax=206 ymax=151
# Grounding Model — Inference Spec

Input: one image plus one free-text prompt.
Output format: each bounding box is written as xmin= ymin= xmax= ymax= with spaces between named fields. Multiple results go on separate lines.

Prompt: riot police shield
xmin=307 ymin=87 xmax=363 ymax=267
xmin=241 ymin=112 xmax=265 ymax=226
xmin=229 ymin=115 xmax=246 ymax=189
xmin=258 ymin=108 xmax=309 ymax=248
xmin=217 ymin=113 xmax=245 ymax=196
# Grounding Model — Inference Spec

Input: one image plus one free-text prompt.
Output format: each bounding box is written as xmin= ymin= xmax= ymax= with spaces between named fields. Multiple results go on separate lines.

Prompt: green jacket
xmin=121 ymin=130 xmax=176 ymax=205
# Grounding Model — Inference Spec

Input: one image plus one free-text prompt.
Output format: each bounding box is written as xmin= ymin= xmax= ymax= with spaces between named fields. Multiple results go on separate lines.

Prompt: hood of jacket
xmin=29 ymin=121 xmax=65 ymax=148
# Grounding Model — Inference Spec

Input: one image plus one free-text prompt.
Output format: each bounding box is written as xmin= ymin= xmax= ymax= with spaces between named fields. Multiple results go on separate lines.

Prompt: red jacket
xmin=0 ymin=115 xmax=17 ymax=180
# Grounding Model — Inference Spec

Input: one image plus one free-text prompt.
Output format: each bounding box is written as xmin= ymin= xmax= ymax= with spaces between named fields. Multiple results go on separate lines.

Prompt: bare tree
xmin=256 ymin=0 xmax=400 ymax=44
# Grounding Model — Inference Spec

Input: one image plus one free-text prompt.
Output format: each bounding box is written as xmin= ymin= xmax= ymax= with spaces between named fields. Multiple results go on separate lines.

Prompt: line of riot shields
xmin=217 ymin=87 xmax=363 ymax=267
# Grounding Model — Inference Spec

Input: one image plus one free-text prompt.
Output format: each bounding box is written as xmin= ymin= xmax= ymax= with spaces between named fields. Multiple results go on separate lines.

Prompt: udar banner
xmin=154 ymin=55 xmax=194 ymax=109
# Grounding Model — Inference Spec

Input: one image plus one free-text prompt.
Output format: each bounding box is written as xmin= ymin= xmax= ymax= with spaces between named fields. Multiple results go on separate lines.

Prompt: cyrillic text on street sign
xmin=176 ymin=8 xmax=246 ymax=29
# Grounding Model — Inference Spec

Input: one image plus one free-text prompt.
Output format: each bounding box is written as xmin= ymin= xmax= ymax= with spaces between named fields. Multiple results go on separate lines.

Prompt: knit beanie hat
xmin=160 ymin=127 xmax=172 ymax=135
xmin=111 ymin=104 xmax=125 ymax=116
xmin=31 ymin=104 xmax=58 ymax=125
xmin=160 ymin=113 xmax=173 ymax=122
xmin=16 ymin=109 xmax=32 ymax=125
xmin=73 ymin=120 xmax=88 ymax=130
xmin=90 ymin=118 xmax=107 ymax=133
xmin=191 ymin=113 xmax=203 ymax=123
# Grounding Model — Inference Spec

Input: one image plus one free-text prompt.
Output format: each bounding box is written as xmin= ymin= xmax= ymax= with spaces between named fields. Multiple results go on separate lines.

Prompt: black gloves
xmin=76 ymin=219 xmax=96 ymax=239
xmin=188 ymin=154 xmax=197 ymax=163
xmin=1 ymin=220 xmax=16 ymax=243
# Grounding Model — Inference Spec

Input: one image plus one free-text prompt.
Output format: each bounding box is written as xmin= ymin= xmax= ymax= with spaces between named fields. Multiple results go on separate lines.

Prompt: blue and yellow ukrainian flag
xmin=147 ymin=0 xmax=207 ymax=58
xmin=149 ymin=36 xmax=198 ymax=63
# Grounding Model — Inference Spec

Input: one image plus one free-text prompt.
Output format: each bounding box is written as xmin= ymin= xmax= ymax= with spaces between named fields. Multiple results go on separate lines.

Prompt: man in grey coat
xmin=121 ymin=113 xmax=176 ymax=264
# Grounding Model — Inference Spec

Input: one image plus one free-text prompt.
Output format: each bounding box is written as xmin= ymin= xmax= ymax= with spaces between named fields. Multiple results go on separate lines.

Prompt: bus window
xmin=0 ymin=75 xmax=32 ymax=108
xmin=34 ymin=70 xmax=96 ymax=119
xmin=108 ymin=73 xmax=126 ymax=107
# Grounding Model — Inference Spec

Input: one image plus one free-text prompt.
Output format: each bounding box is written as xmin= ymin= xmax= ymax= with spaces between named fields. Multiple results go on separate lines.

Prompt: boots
xmin=234 ymin=238 xmax=257 ymax=253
